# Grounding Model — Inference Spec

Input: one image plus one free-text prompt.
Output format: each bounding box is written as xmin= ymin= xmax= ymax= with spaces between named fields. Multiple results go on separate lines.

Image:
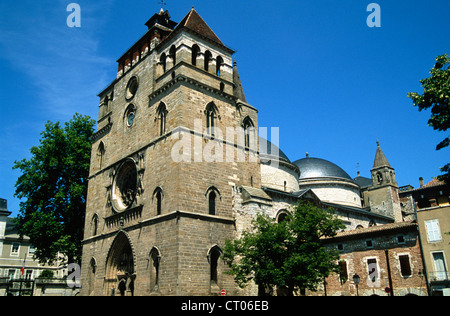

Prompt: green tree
xmin=13 ymin=113 xmax=95 ymax=264
xmin=408 ymin=54 xmax=450 ymax=183
xmin=224 ymin=201 xmax=345 ymax=296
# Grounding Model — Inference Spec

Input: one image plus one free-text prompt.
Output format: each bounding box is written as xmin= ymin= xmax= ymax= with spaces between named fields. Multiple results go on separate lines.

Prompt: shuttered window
xmin=425 ymin=219 xmax=441 ymax=242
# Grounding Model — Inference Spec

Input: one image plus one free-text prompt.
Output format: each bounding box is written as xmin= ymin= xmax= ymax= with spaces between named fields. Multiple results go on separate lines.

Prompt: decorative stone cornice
xmin=91 ymin=122 xmax=113 ymax=143
xmin=149 ymin=70 xmax=236 ymax=104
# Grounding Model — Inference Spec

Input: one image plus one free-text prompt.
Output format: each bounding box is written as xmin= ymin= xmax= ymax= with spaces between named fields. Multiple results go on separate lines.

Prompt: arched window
xmin=91 ymin=214 xmax=99 ymax=236
xmin=206 ymin=186 xmax=220 ymax=215
xmin=105 ymin=232 xmax=135 ymax=296
xmin=205 ymin=102 xmax=218 ymax=137
xmin=216 ymin=56 xmax=223 ymax=76
xmin=242 ymin=117 xmax=255 ymax=148
xmin=276 ymin=210 xmax=290 ymax=223
xmin=149 ymin=247 xmax=161 ymax=292
xmin=160 ymin=53 xmax=167 ymax=73
xmin=88 ymin=258 xmax=97 ymax=295
xmin=204 ymin=50 xmax=212 ymax=72
xmin=97 ymin=141 xmax=105 ymax=169
xmin=207 ymin=245 xmax=223 ymax=289
xmin=153 ymin=187 xmax=164 ymax=216
xmin=156 ymin=192 xmax=162 ymax=215
xmin=156 ymin=102 xmax=168 ymax=136
xmin=376 ymin=172 xmax=383 ymax=184
xmin=169 ymin=45 xmax=176 ymax=67
xmin=192 ymin=44 xmax=200 ymax=66
xmin=209 ymin=191 xmax=216 ymax=215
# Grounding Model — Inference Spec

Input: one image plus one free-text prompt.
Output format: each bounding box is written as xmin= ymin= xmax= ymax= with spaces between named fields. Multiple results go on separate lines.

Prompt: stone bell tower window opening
xmin=192 ymin=44 xmax=200 ymax=66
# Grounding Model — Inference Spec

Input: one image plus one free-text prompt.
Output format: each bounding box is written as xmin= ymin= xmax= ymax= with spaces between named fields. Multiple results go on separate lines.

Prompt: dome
xmin=293 ymin=157 xmax=352 ymax=181
xmin=259 ymin=137 xmax=290 ymax=162
xmin=259 ymin=137 xmax=300 ymax=192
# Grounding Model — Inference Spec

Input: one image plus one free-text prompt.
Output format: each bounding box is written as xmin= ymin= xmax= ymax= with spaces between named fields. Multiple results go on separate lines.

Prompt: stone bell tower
xmin=366 ymin=141 xmax=402 ymax=222
xmin=80 ymin=8 xmax=260 ymax=296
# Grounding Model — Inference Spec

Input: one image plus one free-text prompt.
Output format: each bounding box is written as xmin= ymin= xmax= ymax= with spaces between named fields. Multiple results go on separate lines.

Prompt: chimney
xmin=419 ymin=177 xmax=424 ymax=187
xmin=0 ymin=198 xmax=6 ymax=211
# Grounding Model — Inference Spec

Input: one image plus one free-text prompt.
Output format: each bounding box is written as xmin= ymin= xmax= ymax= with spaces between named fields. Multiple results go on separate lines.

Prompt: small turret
xmin=367 ymin=141 xmax=402 ymax=222
xmin=371 ymin=140 xmax=397 ymax=187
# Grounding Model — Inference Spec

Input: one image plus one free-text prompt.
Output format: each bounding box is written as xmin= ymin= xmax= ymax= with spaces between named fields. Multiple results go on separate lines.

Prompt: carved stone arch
xmin=242 ymin=115 xmax=254 ymax=127
xmin=149 ymin=246 xmax=162 ymax=258
xmin=205 ymin=186 xmax=221 ymax=216
xmin=152 ymin=186 xmax=164 ymax=198
xmin=105 ymin=231 xmax=137 ymax=296
xmin=207 ymin=244 xmax=223 ymax=262
xmin=205 ymin=101 xmax=219 ymax=115
xmin=105 ymin=231 xmax=137 ymax=272
xmin=156 ymin=102 xmax=168 ymax=118
xmin=205 ymin=186 xmax=221 ymax=200
xmin=276 ymin=209 xmax=291 ymax=223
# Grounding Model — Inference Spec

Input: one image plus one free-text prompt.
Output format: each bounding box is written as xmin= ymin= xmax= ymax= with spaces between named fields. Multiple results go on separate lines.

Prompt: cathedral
xmin=80 ymin=8 xmax=422 ymax=296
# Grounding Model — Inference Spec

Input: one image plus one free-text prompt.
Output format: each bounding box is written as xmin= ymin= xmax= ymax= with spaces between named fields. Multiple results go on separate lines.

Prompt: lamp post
xmin=353 ymin=273 xmax=360 ymax=296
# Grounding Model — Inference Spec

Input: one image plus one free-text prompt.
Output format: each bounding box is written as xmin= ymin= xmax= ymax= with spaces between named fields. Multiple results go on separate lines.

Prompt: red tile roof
xmin=323 ymin=221 xmax=418 ymax=241
xmin=175 ymin=8 xmax=224 ymax=46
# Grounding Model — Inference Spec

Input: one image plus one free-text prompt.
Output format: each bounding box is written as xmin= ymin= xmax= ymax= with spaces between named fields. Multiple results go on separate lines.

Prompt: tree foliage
xmin=223 ymin=201 xmax=345 ymax=295
xmin=13 ymin=113 xmax=95 ymax=264
xmin=408 ymin=54 xmax=450 ymax=183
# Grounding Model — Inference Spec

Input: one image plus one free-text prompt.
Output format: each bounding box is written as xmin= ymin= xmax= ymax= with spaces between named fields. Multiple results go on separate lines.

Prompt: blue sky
xmin=1 ymin=0 xmax=449 ymax=216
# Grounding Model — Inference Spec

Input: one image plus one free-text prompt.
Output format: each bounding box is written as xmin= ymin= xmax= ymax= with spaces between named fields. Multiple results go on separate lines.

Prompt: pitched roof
xmin=372 ymin=140 xmax=391 ymax=169
xmin=233 ymin=60 xmax=247 ymax=102
xmin=422 ymin=178 xmax=446 ymax=188
xmin=353 ymin=175 xmax=373 ymax=188
xmin=325 ymin=221 xmax=417 ymax=241
xmin=175 ymin=8 xmax=224 ymax=46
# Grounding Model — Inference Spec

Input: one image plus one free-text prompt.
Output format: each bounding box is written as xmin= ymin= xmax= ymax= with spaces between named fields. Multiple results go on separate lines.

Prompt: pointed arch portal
xmin=105 ymin=232 xmax=136 ymax=296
